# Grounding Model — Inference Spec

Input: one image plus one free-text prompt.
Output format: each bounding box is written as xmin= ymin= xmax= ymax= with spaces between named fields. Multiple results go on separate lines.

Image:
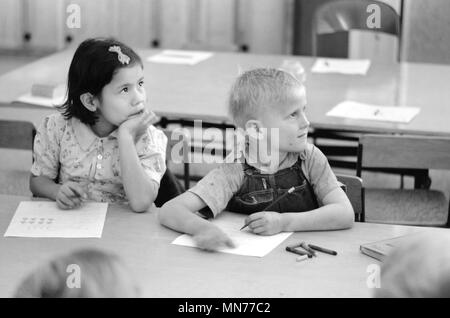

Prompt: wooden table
xmin=1 ymin=194 xmax=446 ymax=298
xmin=1 ymin=49 xmax=450 ymax=136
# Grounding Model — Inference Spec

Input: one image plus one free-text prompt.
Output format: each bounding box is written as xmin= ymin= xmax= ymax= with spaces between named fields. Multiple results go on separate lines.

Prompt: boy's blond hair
xmin=228 ymin=68 xmax=303 ymax=127
xmin=375 ymin=232 xmax=450 ymax=298
xmin=14 ymin=248 xmax=140 ymax=298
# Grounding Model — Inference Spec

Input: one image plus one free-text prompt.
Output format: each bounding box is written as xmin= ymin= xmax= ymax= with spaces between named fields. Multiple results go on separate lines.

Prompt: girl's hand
xmin=56 ymin=182 xmax=87 ymax=210
xmin=244 ymin=212 xmax=284 ymax=235
xmin=119 ymin=110 xmax=159 ymax=141
xmin=193 ymin=224 xmax=235 ymax=252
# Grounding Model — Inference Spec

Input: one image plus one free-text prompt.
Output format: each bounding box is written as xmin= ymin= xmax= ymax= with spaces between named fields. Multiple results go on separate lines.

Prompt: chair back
xmin=0 ymin=120 xmax=36 ymax=196
xmin=0 ymin=120 xmax=36 ymax=150
xmin=336 ymin=174 xmax=364 ymax=222
xmin=357 ymin=134 xmax=450 ymax=176
xmin=153 ymin=129 xmax=189 ymax=207
xmin=312 ymin=0 xmax=400 ymax=56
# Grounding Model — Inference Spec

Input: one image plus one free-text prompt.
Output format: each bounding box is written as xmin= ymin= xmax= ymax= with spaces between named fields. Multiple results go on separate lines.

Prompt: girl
xmin=14 ymin=248 xmax=140 ymax=298
xmin=30 ymin=38 xmax=167 ymax=212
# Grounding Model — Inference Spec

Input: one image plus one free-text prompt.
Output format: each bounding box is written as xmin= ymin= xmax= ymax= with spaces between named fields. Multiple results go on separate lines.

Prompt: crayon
xmin=308 ymin=244 xmax=337 ymax=256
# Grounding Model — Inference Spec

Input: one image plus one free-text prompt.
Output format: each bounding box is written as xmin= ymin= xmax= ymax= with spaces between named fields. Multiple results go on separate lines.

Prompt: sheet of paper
xmin=311 ymin=58 xmax=371 ymax=75
xmin=4 ymin=201 xmax=108 ymax=238
xmin=326 ymin=101 xmax=420 ymax=123
xmin=172 ymin=212 xmax=292 ymax=257
xmin=15 ymin=83 xmax=66 ymax=108
xmin=147 ymin=50 xmax=213 ymax=65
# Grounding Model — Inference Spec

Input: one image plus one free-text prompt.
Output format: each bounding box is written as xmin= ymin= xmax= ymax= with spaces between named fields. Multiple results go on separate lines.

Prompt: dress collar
xmin=71 ymin=117 xmax=118 ymax=151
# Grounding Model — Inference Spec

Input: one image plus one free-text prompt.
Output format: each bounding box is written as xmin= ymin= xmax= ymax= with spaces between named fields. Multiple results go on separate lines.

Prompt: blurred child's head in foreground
xmin=375 ymin=232 xmax=450 ymax=298
xmin=14 ymin=248 xmax=140 ymax=298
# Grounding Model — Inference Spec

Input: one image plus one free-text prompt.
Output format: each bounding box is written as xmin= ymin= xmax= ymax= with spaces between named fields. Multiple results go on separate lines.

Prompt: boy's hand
xmin=56 ymin=182 xmax=87 ymax=210
xmin=245 ymin=212 xmax=284 ymax=235
xmin=119 ymin=109 xmax=159 ymax=141
xmin=192 ymin=224 xmax=235 ymax=252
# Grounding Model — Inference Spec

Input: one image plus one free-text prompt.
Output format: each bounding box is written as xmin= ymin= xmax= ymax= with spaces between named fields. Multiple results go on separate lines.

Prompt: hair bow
xmin=108 ymin=45 xmax=130 ymax=65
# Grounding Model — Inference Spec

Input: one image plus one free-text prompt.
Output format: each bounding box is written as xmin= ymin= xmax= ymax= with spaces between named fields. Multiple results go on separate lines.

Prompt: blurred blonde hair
xmin=375 ymin=232 xmax=450 ymax=298
xmin=14 ymin=248 xmax=140 ymax=298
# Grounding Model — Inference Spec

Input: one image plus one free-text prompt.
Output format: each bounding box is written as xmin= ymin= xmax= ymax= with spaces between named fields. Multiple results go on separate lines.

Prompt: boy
xmin=158 ymin=68 xmax=354 ymax=251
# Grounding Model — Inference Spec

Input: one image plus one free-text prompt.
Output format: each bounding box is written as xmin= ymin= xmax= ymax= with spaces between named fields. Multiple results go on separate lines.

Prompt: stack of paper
xmin=172 ymin=212 xmax=292 ymax=257
xmin=15 ymin=83 xmax=66 ymax=108
xmin=4 ymin=201 xmax=108 ymax=238
xmin=311 ymin=58 xmax=371 ymax=75
xmin=147 ymin=50 xmax=213 ymax=66
xmin=326 ymin=101 xmax=420 ymax=123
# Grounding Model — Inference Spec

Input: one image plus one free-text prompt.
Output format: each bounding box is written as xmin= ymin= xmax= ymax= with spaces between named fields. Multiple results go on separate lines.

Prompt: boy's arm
xmin=274 ymin=144 xmax=353 ymax=232
xmin=246 ymin=187 xmax=354 ymax=235
xmin=118 ymin=130 xmax=158 ymax=212
xmin=281 ymin=187 xmax=354 ymax=231
xmin=158 ymin=192 xmax=234 ymax=251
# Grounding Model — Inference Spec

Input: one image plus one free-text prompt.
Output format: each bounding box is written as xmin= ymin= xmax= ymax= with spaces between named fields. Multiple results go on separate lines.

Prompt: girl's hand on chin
xmin=118 ymin=110 xmax=159 ymax=141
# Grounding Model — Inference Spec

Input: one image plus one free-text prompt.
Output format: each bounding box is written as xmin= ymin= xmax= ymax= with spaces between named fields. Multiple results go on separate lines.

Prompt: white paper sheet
xmin=326 ymin=101 xmax=420 ymax=123
xmin=4 ymin=201 xmax=108 ymax=238
xmin=311 ymin=58 xmax=371 ymax=75
xmin=147 ymin=50 xmax=213 ymax=65
xmin=15 ymin=83 xmax=66 ymax=108
xmin=172 ymin=212 xmax=292 ymax=257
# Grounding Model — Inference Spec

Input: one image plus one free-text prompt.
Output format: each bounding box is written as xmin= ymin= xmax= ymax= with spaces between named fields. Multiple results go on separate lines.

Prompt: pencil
xmin=240 ymin=187 xmax=296 ymax=231
xmin=263 ymin=187 xmax=295 ymax=212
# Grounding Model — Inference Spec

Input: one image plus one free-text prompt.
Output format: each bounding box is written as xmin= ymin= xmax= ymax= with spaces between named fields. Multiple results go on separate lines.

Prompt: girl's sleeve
xmin=137 ymin=126 xmax=168 ymax=185
xmin=30 ymin=115 xmax=63 ymax=180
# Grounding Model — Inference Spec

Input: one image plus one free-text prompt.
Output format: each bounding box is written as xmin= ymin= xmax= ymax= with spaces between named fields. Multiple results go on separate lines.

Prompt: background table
xmin=1 ymin=49 xmax=450 ymax=136
xmin=1 ymin=194 xmax=446 ymax=298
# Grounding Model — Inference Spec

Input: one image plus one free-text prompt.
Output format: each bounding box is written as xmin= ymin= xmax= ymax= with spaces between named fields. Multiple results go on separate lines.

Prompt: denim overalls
xmin=226 ymin=159 xmax=319 ymax=214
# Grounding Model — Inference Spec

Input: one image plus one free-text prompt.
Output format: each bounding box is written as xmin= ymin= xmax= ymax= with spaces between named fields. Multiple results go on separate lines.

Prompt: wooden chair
xmin=357 ymin=134 xmax=450 ymax=227
xmin=336 ymin=174 xmax=365 ymax=222
xmin=153 ymin=129 xmax=188 ymax=207
xmin=0 ymin=120 xmax=36 ymax=196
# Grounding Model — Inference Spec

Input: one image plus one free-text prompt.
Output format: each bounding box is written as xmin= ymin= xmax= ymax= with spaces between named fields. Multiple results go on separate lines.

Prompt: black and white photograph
xmin=1 ymin=0 xmax=450 ymax=304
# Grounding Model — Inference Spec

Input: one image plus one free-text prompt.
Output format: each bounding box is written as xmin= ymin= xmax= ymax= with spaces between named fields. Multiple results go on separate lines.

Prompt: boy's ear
xmin=245 ymin=119 xmax=264 ymax=138
xmin=244 ymin=119 xmax=262 ymax=132
xmin=79 ymin=93 xmax=99 ymax=112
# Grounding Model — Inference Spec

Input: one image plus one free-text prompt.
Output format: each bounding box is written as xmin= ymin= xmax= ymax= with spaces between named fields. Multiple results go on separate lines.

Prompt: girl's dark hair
xmin=58 ymin=38 xmax=143 ymax=125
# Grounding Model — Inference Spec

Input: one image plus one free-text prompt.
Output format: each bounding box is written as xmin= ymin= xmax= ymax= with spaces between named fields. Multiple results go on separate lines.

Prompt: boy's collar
xmin=224 ymin=129 xmax=308 ymax=169
xmin=226 ymin=139 xmax=308 ymax=171
xmin=226 ymin=137 xmax=279 ymax=173
xmin=71 ymin=117 xmax=118 ymax=151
